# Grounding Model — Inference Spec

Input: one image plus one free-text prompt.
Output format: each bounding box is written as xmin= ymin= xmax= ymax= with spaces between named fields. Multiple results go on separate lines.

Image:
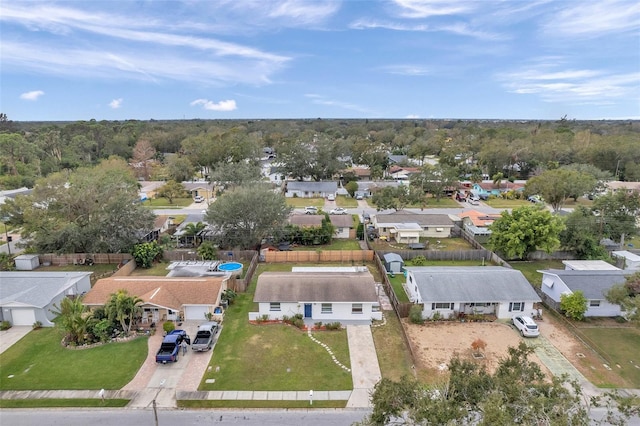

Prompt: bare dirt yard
xmin=402 ymin=320 xmax=551 ymax=383
xmin=403 ymin=312 xmax=627 ymax=387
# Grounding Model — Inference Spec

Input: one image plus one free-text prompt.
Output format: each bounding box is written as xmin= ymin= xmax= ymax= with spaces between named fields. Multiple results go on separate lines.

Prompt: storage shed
xmin=14 ymin=254 xmax=40 ymax=271
xmin=383 ymin=253 xmax=404 ymax=273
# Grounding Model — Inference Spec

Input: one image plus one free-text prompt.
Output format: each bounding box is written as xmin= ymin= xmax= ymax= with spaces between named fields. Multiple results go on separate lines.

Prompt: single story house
xmin=539 ymin=269 xmax=630 ymax=317
xmin=251 ymin=271 xmax=382 ymax=324
xmin=288 ymin=214 xmax=354 ymax=239
xmin=458 ymin=210 xmax=501 ymax=243
xmin=83 ymin=276 xmax=228 ymax=323
xmin=373 ymin=210 xmax=455 ymax=242
xmin=388 ymin=166 xmax=421 ymax=181
xmin=561 ymin=260 xmax=620 ymax=271
xmin=611 ymin=251 xmax=640 ymax=271
xmin=0 ymin=271 xmax=92 ymax=326
xmin=405 ymin=266 xmax=541 ymax=320
xmin=285 ymin=181 xmax=338 ymax=199
xmin=470 ymin=181 xmax=525 ymax=198
xmin=356 ymin=181 xmax=403 ymax=198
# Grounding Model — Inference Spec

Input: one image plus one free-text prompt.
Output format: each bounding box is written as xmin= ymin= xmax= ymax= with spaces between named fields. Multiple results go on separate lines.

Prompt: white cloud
xmin=267 ymin=0 xmax=340 ymax=24
xmin=406 ymin=114 xmax=420 ymax=118
xmin=392 ymin=0 xmax=477 ymax=18
xmin=190 ymin=99 xmax=238 ymax=111
xmin=20 ymin=90 xmax=45 ymax=100
xmin=499 ymin=63 xmax=640 ymax=104
xmin=380 ymin=65 xmax=431 ymax=76
xmin=109 ymin=98 xmax=123 ymax=109
xmin=541 ymin=1 xmax=640 ymax=38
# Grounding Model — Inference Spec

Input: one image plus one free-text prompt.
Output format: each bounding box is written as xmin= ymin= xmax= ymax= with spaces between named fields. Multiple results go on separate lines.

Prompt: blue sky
xmin=1 ymin=0 xmax=639 ymax=121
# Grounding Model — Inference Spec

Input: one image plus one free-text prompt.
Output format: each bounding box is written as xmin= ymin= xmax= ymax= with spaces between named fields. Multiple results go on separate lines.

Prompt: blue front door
xmin=304 ymin=303 xmax=312 ymax=318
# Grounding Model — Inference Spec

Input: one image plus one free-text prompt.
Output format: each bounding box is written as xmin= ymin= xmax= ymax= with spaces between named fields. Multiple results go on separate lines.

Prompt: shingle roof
xmin=83 ymin=276 xmax=225 ymax=310
xmin=376 ymin=211 xmax=454 ymax=227
xmin=254 ymin=272 xmax=378 ymax=303
xmin=288 ymin=215 xmax=323 ymax=227
xmin=540 ymin=269 xmax=630 ymax=299
xmin=0 ymin=272 xmax=92 ymax=308
xmin=330 ymin=215 xmax=353 ymax=227
xmin=286 ymin=181 xmax=338 ymax=192
xmin=406 ymin=266 xmax=540 ymax=303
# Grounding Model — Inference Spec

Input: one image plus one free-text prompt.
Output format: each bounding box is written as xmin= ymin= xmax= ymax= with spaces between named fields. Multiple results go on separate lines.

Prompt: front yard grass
xmin=483 ymin=198 xmax=530 ymax=208
xmin=371 ymin=313 xmax=414 ymax=381
xmin=286 ymin=197 xmax=324 ymax=208
xmin=200 ymin=263 xmax=352 ymax=391
xmin=179 ymin=400 xmax=347 ymax=409
xmin=335 ymin=195 xmax=358 ymax=208
xmin=577 ymin=326 xmax=640 ymax=388
xmin=510 ymin=260 xmax=564 ymax=287
xmin=0 ymin=328 xmax=148 ymax=390
xmin=0 ymin=399 xmax=130 ymax=408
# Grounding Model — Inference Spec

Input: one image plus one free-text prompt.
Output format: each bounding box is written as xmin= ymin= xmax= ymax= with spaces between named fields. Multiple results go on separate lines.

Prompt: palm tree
xmin=183 ymin=221 xmax=207 ymax=246
xmin=105 ymin=290 xmax=143 ymax=336
xmin=51 ymin=297 xmax=91 ymax=345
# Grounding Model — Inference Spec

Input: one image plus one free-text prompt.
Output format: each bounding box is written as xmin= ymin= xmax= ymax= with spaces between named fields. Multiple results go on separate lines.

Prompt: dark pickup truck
xmin=155 ymin=330 xmax=190 ymax=364
xmin=191 ymin=321 xmax=219 ymax=352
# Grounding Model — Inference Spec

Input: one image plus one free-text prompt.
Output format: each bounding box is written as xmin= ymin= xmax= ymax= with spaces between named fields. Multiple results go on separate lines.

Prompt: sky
xmin=1 ymin=0 xmax=639 ymax=121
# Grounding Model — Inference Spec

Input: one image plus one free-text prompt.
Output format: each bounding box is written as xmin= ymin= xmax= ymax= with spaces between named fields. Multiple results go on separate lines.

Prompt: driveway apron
xmin=346 ymin=325 xmax=381 ymax=408
xmin=0 ymin=326 xmax=32 ymax=354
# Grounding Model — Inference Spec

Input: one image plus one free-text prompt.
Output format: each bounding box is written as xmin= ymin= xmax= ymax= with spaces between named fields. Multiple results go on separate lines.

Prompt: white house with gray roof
xmin=251 ymin=271 xmax=382 ymax=324
xmin=0 ymin=271 xmax=92 ymax=326
xmin=373 ymin=211 xmax=455 ymax=242
xmin=539 ymin=269 xmax=630 ymax=317
xmin=405 ymin=266 xmax=540 ymax=320
xmin=285 ymin=181 xmax=338 ymax=198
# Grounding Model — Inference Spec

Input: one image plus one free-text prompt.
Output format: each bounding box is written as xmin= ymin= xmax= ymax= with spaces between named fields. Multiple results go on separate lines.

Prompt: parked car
xmin=194 ymin=195 xmax=204 ymax=203
xmin=191 ymin=321 xmax=219 ymax=352
xmin=455 ymin=192 xmax=466 ymax=202
xmin=156 ymin=329 xmax=191 ymax=363
xmin=330 ymin=207 xmax=348 ymax=215
xmin=327 ymin=194 xmax=335 ymax=201
xmin=355 ymin=194 xmax=364 ymax=200
xmin=304 ymin=206 xmax=318 ymax=214
xmin=512 ymin=315 xmax=539 ymax=337
xmin=527 ymin=195 xmax=543 ymax=204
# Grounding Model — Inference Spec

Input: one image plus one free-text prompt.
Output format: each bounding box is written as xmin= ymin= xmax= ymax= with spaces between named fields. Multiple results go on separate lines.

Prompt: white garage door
xmin=11 ymin=309 xmax=36 ymax=326
xmin=184 ymin=306 xmax=210 ymax=321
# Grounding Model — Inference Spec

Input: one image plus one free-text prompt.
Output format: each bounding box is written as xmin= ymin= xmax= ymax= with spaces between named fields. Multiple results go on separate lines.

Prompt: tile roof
xmin=254 ymin=272 xmax=378 ymax=303
xmin=83 ymin=276 xmax=225 ymax=310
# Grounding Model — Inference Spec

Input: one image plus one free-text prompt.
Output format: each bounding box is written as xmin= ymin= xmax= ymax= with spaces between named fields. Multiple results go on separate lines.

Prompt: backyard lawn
xmin=200 ymin=263 xmax=353 ymax=391
xmin=0 ymin=328 xmax=148 ymax=390
xmin=510 ymin=260 xmax=564 ymax=287
xmin=293 ymin=239 xmax=361 ymax=251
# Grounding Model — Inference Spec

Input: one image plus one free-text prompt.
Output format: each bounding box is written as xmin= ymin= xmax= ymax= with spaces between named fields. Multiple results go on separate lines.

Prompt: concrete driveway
xmin=0 ymin=326 xmax=32 ymax=354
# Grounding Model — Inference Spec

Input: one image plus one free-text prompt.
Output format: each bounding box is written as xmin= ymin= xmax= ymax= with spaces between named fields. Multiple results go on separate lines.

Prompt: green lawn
xmin=294 ymin=239 xmax=361 ymax=251
xmin=371 ymin=314 xmax=414 ymax=381
xmin=510 ymin=260 xmax=564 ymax=287
xmin=179 ymin=400 xmax=347 ymax=409
xmin=0 ymin=399 xmax=130 ymax=408
xmin=369 ymin=237 xmax=474 ymax=251
xmin=129 ymin=261 xmax=171 ymax=276
xmin=579 ymin=327 xmax=640 ymax=388
xmin=36 ymin=263 xmax=119 ymax=274
xmin=387 ymin=274 xmax=410 ymax=302
xmin=483 ymin=199 xmax=530 ymax=208
xmin=142 ymin=197 xmax=194 ymax=208
xmin=336 ymin=195 xmax=358 ymax=208
xmin=200 ymin=263 xmax=352 ymax=391
xmin=286 ymin=197 xmax=324 ymax=208
xmin=0 ymin=328 xmax=148 ymax=390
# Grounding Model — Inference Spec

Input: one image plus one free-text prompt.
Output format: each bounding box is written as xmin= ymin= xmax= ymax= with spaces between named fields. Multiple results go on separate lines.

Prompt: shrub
xmin=259 ymin=314 xmax=270 ymax=322
xmin=325 ymin=322 xmax=342 ymax=330
xmin=409 ymin=305 xmax=424 ymax=324
xmin=291 ymin=317 xmax=305 ymax=329
xmin=0 ymin=320 xmax=11 ymax=330
xmin=410 ymin=255 xmax=427 ymax=266
xmin=32 ymin=321 xmax=43 ymax=330
xmin=163 ymin=321 xmax=176 ymax=334
xmin=314 ymin=321 xmax=323 ymax=328
xmin=431 ymin=311 xmax=442 ymax=321
xmin=560 ymin=291 xmax=588 ymax=321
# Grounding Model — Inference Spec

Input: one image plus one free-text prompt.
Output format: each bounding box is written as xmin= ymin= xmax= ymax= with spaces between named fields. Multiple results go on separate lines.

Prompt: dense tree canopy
xmin=0 ymin=158 xmax=155 ymax=253
xmin=489 ymin=206 xmax=565 ymax=260
xmin=204 ymin=183 xmax=291 ymax=249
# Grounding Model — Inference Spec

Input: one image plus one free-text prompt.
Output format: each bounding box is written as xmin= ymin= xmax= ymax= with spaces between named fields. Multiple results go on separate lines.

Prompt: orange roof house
xmin=83 ymin=276 xmax=227 ymax=322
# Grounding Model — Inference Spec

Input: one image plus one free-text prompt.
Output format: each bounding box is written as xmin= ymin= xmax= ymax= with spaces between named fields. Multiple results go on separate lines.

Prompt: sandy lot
xmin=402 ymin=320 xmax=550 ymax=377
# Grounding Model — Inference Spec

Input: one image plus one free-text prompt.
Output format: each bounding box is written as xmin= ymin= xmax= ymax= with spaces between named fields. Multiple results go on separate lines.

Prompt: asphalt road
xmin=0 ymin=408 xmax=369 ymax=426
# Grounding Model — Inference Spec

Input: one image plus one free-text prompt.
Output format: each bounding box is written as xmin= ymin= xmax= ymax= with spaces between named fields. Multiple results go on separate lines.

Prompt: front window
xmin=269 ymin=302 xmax=281 ymax=311
xmin=589 ymin=300 xmax=601 ymax=307
xmin=321 ymin=303 xmax=332 ymax=314
xmin=509 ymin=302 xmax=524 ymax=312
xmin=432 ymin=303 xmax=453 ymax=310
xmin=352 ymin=303 xmax=363 ymax=314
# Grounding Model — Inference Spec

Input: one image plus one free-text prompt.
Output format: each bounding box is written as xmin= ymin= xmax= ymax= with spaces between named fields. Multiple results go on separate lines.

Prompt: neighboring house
xmin=356 ymin=180 xmax=402 ymax=198
xmin=143 ymin=215 xmax=173 ymax=242
xmin=388 ymin=166 xmax=420 ymax=180
xmin=562 ymin=260 xmax=620 ymax=271
xmin=263 ymin=163 xmax=286 ymax=184
xmin=251 ymin=270 xmax=382 ymax=324
xmin=373 ymin=210 xmax=455 ymax=242
xmin=605 ymin=181 xmax=640 ymax=194
xmin=83 ymin=276 xmax=228 ymax=322
xmin=0 ymin=272 xmax=92 ymax=326
xmin=288 ymin=214 xmax=354 ymax=239
xmin=611 ymin=251 xmax=640 ymax=271
xmin=0 ymin=187 xmax=32 ymax=205
xmin=405 ymin=266 xmax=540 ymax=319
xmin=285 ymin=181 xmax=338 ymax=199
xmin=344 ymin=167 xmax=372 ymax=181
xmin=471 ymin=181 xmax=525 ymax=198
xmin=539 ymin=269 xmax=630 ymax=317
xmin=458 ymin=210 xmax=501 ymax=243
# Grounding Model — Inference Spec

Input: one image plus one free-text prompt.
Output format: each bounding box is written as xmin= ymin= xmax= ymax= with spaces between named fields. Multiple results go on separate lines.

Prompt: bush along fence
xmin=39 ymin=253 xmax=133 ymax=266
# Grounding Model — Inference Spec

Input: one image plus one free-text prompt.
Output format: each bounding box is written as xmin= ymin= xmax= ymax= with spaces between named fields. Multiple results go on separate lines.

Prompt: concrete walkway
xmin=346 ymin=325 xmax=381 ymax=408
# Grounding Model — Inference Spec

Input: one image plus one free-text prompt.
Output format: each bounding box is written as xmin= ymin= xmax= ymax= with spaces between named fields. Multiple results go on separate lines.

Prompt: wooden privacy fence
xmin=378 ymin=249 xmax=494 ymax=262
xmin=232 ymin=252 xmax=259 ymax=293
xmin=162 ymin=249 xmax=256 ymax=262
xmin=39 ymin=253 xmax=133 ymax=266
xmin=265 ymin=250 xmax=374 ymax=263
